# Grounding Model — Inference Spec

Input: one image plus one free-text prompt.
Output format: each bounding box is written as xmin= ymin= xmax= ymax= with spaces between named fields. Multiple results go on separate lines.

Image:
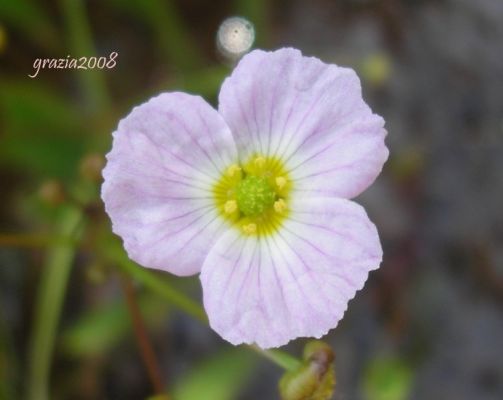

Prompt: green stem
xmin=137 ymin=0 xmax=202 ymax=70
xmin=103 ymin=239 xmax=301 ymax=371
xmin=106 ymin=243 xmax=207 ymax=323
xmin=251 ymin=346 xmax=302 ymax=371
xmin=26 ymin=207 xmax=84 ymax=400
xmin=0 ymin=307 xmax=19 ymax=399
xmin=59 ymin=0 xmax=111 ymax=111
xmin=110 ymin=0 xmax=202 ymax=70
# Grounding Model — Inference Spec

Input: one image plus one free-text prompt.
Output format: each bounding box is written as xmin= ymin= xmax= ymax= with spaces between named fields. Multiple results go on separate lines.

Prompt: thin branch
xmin=0 ymin=233 xmax=76 ymax=249
xmin=120 ymin=275 xmax=167 ymax=397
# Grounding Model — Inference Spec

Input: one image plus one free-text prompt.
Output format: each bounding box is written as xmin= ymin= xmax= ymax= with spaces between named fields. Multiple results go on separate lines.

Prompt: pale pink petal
xmin=102 ymin=92 xmax=238 ymax=276
xmin=200 ymin=197 xmax=382 ymax=348
xmin=218 ymin=48 xmax=388 ymax=199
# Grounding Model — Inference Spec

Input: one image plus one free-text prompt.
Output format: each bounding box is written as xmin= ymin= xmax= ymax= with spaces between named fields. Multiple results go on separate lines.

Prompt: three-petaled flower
xmin=102 ymin=48 xmax=388 ymax=348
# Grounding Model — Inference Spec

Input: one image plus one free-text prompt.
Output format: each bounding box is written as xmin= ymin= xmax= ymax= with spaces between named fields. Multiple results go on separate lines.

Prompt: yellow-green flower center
xmin=213 ymin=155 xmax=291 ymax=236
xmin=236 ymin=176 xmax=275 ymax=217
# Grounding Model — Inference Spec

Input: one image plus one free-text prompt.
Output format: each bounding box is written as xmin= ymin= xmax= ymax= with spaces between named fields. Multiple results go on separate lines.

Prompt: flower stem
xmin=26 ymin=207 xmax=84 ymax=400
xmin=120 ymin=275 xmax=167 ymax=397
xmin=251 ymin=346 xmax=302 ymax=371
xmin=107 ymin=244 xmax=208 ymax=323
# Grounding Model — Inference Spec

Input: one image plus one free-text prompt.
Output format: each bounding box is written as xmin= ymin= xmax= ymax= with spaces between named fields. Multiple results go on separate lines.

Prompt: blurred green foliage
xmin=363 ymin=356 xmax=414 ymax=400
xmin=0 ymin=0 xmax=60 ymax=52
xmin=0 ymin=82 xmax=84 ymax=179
xmin=173 ymin=349 xmax=257 ymax=400
xmin=62 ymin=294 xmax=170 ymax=357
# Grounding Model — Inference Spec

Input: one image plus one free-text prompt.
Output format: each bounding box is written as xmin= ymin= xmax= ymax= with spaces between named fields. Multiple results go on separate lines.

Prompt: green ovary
xmin=213 ymin=155 xmax=291 ymax=236
xmin=236 ymin=176 xmax=276 ymax=217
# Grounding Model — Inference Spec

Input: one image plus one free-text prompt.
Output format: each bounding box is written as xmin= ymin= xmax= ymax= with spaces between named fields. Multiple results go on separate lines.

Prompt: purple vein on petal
xmin=280 ymin=224 xmax=357 ymax=288
xmin=291 ymin=144 xmax=379 ymax=180
xmin=139 ymin=121 xmax=217 ymax=182
xmin=195 ymin=106 xmax=229 ymax=169
xmin=164 ymin=111 xmax=222 ymax=177
xmin=230 ymin=82 xmax=259 ymax=158
xmin=287 ymin=218 xmax=378 ymax=260
xmin=231 ymin=239 xmax=259 ymax=327
xmin=215 ymin=236 xmax=248 ymax=305
xmin=280 ymin=114 xmax=374 ymax=170
xmin=264 ymin=236 xmax=292 ymax=327
xmin=275 ymin=229 xmax=335 ymax=306
xmin=269 ymin=233 xmax=324 ymax=319
xmin=275 ymin=67 xmax=333 ymax=162
xmin=141 ymin=208 xmax=220 ymax=253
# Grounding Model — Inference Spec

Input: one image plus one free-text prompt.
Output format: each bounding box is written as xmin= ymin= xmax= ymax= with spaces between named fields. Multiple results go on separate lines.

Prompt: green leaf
xmin=173 ymin=349 xmax=257 ymax=400
xmin=26 ymin=206 xmax=84 ymax=400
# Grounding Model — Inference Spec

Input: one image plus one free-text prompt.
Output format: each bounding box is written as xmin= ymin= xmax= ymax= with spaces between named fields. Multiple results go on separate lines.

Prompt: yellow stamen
xmin=224 ymin=200 xmax=237 ymax=214
xmin=274 ymin=198 xmax=287 ymax=214
xmin=275 ymin=176 xmax=287 ymax=190
xmin=242 ymin=223 xmax=257 ymax=235
xmin=254 ymin=156 xmax=266 ymax=170
xmin=226 ymin=164 xmax=241 ymax=178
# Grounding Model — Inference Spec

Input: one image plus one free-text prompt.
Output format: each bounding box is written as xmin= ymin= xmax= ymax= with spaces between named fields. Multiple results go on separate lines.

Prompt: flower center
xmin=213 ymin=155 xmax=291 ymax=236
xmin=236 ymin=176 xmax=275 ymax=217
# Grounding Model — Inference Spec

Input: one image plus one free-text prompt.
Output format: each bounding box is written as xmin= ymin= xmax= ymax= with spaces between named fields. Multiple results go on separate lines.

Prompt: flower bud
xmin=0 ymin=25 xmax=6 ymax=54
xmin=279 ymin=340 xmax=336 ymax=400
xmin=85 ymin=262 xmax=109 ymax=285
xmin=38 ymin=180 xmax=65 ymax=206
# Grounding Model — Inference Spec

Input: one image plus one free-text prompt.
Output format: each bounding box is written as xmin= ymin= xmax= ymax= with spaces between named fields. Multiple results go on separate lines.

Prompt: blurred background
xmin=1 ymin=0 xmax=502 ymax=399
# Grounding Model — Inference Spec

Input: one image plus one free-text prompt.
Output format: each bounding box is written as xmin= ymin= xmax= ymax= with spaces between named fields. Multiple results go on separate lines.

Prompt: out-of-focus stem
xmin=0 ymin=233 xmax=76 ymax=248
xmin=133 ymin=0 xmax=202 ymax=69
xmin=120 ymin=276 xmax=167 ymax=397
xmin=59 ymin=0 xmax=111 ymax=111
xmin=108 ymin=245 xmax=208 ymax=323
xmin=26 ymin=207 xmax=84 ymax=400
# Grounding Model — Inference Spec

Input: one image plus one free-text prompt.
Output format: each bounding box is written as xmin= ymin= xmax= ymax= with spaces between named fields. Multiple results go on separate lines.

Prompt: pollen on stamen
xmin=224 ymin=200 xmax=237 ymax=214
xmin=226 ymin=164 xmax=241 ymax=178
xmin=254 ymin=156 xmax=266 ymax=170
xmin=274 ymin=198 xmax=287 ymax=214
xmin=275 ymin=176 xmax=287 ymax=190
xmin=242 ymin=223 xmax=257 ymax=235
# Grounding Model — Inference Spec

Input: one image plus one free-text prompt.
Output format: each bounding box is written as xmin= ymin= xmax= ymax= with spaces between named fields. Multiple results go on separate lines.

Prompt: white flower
xmin=102 ymin=48 xmax=389 ymax=348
